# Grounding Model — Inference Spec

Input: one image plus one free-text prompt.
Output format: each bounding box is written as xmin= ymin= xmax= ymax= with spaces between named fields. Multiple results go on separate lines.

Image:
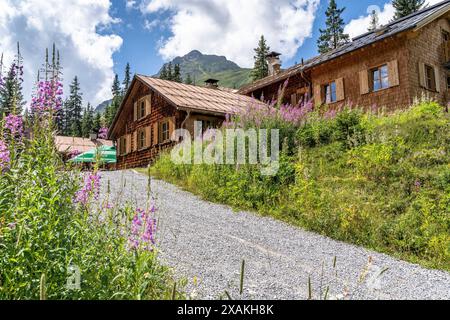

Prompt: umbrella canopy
xmin=69 ymin=145 xmax=116 ymax=164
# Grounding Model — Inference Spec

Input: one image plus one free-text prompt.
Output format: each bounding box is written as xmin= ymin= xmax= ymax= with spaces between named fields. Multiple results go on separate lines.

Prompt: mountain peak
xmin=186 ymin=50 xmax=203 ymax=59
xmin=157 ymin=50 xmax=252 ymax=89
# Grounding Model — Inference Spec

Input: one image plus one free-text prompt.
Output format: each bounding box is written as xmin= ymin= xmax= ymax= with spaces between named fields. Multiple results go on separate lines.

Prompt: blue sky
xmin=108 ymin=0 xmax=409 ymax=77
xmin=0 ymin=0 xmax=442 ymax=106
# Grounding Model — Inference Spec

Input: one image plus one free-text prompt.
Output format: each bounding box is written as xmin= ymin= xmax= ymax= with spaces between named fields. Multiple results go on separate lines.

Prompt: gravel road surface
xmin=99 ymin=170 xmax=450 ymax=300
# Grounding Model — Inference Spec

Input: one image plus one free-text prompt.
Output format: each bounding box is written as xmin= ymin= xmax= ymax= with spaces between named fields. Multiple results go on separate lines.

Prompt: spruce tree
xmin=167 ymin=62 xmax=173 ymax=81
xmin=62 ymin=98 xmax=71 ymax=135
xmin=122 ymin=63 xmax=131 ymax=94
xmin=67 ymin=76 xmax=83 ymax=136
xmin=0 ymin=43 xmax=25 ymax=115
xmin=93 ymin=111 xmax=102 ymax=133
xmin=392 ymin=0 xmax=425 ymax=20
xmin=112 ymin=74 xmax=121 ymax=97
xmin=251 ymin=35 xmax=270 ymax=81
xmin=317 ymin=0 xmax=349 ymax=54
xmin=107 ymin=73 xmax=123 ymax=126
xmin=185 ymin=73 xmax=193 ymax=85
xmin=173 ymin=64 xmax=182 ymax=83
xmin=160 ymin=65 xmax=168 ymax=80
xmin=368 ymin=9 xmax=380 ymax=31
xmin=81 ymin=103 xmax=94 ymax=138
xmin=0 ymin=65 xmax=20 ymax=116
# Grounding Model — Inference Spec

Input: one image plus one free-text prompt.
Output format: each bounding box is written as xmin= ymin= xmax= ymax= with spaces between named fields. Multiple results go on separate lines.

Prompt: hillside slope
xmin=151 ymin=101 xmax=450 ymax=271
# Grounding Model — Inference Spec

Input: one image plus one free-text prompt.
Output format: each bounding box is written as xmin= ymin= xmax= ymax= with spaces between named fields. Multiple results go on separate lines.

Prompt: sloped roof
xmin=55 ymin=136 xmax=113 ymax=154
xmin=108 ymin=75 xmax=267 ymax=139
xmin=137 ymin=75 xmax=266 ymax=115
xmin=239 ymin=0 xmax=450 ymax=94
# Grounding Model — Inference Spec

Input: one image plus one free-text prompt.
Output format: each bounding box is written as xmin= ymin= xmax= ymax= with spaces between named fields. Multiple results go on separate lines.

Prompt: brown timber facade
xmin=239 ymin=1 xmax=450 ymax=112
xmin=108 ymin=75 xmax=266 ymax=169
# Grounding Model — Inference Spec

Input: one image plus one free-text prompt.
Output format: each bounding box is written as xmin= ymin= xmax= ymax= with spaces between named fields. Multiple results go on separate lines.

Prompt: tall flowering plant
xmin=226 ymin=79 xmax=314 ymax=130
xmin=31 ymin=80 xmax=63 ymax=117
xmin=128 ymin=207 xmax=157 ymax=251
xmin=98 ymin=127 xmax=108 ymax=139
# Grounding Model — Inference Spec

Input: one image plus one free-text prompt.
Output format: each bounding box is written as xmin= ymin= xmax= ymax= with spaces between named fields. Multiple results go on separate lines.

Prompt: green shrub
xmin=0 ymin=119 xmax=181 ymax=299
xmin=150 ymin=101 xmax=450 ymax=270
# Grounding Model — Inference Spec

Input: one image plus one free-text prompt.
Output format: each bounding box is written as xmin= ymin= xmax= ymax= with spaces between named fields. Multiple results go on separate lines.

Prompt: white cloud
xmin=140 ymin=0 xmax=320 ymax=67
xmin=0 ymin=0 xmax=123 ymax=107
xmin=126 ymin=0 xmax=137 ymax=10
xmin=345 ymin=0 xmax=443 ymax=39
xmin=144 ymin=19 xmax=160 ymax=31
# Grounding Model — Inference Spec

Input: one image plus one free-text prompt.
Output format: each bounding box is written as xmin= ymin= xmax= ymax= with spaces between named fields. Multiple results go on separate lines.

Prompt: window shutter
xmin=290 ymin=93 xmax=297 ymax=106
xmin=434 ymin=65 xmax=441 ymax=92
xmin=133 ymin=131 xmax=137 ymax=151
xmin=313 ymin=84 xmax=321 ymax=106
xmin=388 ymin=60 xmax=399 ymax=87
xmin=117 ymin=138 xmax=121 ymax=156
xmin=336 ymin=77 xmax=345 ymax=101
xmin=126 ymin=134 xmax=131 ymax=154
xmin=168 ymin=117 xmax=175 ymax=141
xmin=153 ymin=122 xmax=159 ymax=146
xmin=145 ymin=95 xmax=152 ymax=116
xmin=145 ymin=126 xmax=151 ymax=147
xmin=419 ymin=62 xmax=426 ymax=88
xmin=133 ymin=102 xmax=138 ymax=121
xmin=359 ymin=70 xmax=369 ymax=94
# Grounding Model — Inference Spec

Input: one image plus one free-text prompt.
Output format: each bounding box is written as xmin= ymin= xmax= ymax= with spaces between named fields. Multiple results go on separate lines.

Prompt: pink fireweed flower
xmin=31 ymin=80 xmax=63 ymax=116
xmin=4 ymin=114 xmax=23 ymax=137
xmin=0 ymin=140 xmax=10 ymax=171
xmin=128 ymin=207 xmax=157 ymax=251
xmin=74 ymin=172 xmax=101 ymax=205
xmin=98 ymin=127 xmax=108 ymax=139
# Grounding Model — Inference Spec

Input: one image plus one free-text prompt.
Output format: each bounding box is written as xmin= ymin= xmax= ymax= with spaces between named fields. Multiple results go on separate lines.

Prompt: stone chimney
xmin=204 ymin=78 xmax=219 ymax=89
xmin=266 ymin=51 xmax=282 ymax=76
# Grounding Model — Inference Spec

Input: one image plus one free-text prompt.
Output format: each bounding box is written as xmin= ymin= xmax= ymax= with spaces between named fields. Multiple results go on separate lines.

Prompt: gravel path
xmin=99 ymin=170 xmax=450 ymax=300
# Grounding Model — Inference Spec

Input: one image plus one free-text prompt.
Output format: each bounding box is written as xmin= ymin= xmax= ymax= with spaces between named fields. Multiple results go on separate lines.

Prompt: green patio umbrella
xmin=69 ymin=145 xmax=116 ymax=164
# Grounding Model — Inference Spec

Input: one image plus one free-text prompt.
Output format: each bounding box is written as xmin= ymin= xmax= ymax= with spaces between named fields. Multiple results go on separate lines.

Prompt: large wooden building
xmin=239 ymin=1 xmax=450 ymax=111
xmin=108 ymin=75 xmax=266 ymax=169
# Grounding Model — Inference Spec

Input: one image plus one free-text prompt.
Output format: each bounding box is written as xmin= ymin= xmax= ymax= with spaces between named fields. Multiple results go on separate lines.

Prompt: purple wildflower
xmin=4 ymin=114 xmax=23 ymax=137
xmin=0 ymin=140 xmax=10 ymax=171
xmin=31 ymin=80 xmax=63 ymax=115
xmin=128 ymin=207 xmax=157 ymax=251
xmin=74 ymin=172 xmax=101 ymax=205
xmin=414 ymin=180 xmax=421 ymax=190
xmin=98 ymin=127 xmax=108 ymax=139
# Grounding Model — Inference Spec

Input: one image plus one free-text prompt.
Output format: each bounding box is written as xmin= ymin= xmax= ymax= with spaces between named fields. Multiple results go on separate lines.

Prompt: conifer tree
xmin=107 ymin=73 xmax=123 ymax=127
xmin=0 ymin=43 xmax=25 ymax=116
xmin=251 ymin=35 xmax=270 ymax=81
xmin=173 ymin=64 xmax=182 ymax=83
xmin=167 ymin=62 xmax=173 ymax=81
xmin=62 ymin=98 xmax=71 ymax=135
xmin=392 ymin=0 xmax=425 ymax=20
xmin=67 ymin=76 xmax=83 ymax=136
xmin=185 ymin=73 xmax=193 ymax=85
xmin=368 ymin=9 xmax=380 ymax=31
xmin=317 ymin=0 xmax=349 ymax=54
xmin=81 ymin=103 xmax=94 ymax=138
xmin=122 ymin=63 xmax=131 ymax=94
xmin=112 ymin=74 xmax=121 ymax=98
xmin=93 ymin=111 xmax=102 ymax=133
xmin=159 ymin=65 xmax=168 ymax=80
